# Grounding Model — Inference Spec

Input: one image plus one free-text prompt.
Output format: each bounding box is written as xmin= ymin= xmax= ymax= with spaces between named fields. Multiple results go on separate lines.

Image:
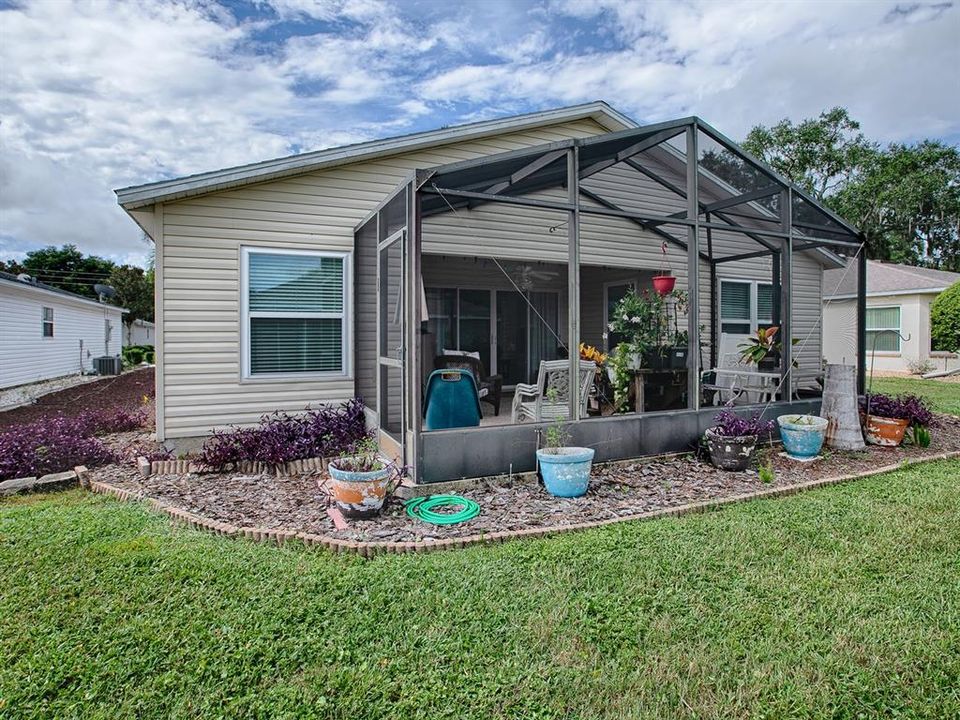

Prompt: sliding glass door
xmin=425 ymin=286 xmax=559 ymax=385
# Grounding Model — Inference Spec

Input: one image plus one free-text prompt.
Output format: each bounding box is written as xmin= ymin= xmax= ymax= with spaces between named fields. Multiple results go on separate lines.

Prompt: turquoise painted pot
xmin=536 ymin=447 xmax=595 ymax=498
xmin=777 ymin=415 xmax=828 ymax=461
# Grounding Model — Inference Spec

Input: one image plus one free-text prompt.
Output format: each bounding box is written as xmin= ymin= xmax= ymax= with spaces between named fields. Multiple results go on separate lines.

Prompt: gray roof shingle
xmin=823 ymin=260 xmax=960 ymax=298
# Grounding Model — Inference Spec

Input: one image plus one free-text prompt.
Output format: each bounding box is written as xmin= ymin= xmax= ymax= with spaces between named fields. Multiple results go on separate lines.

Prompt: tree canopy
xmin=741 ymin=108 xmax=960 ymax=271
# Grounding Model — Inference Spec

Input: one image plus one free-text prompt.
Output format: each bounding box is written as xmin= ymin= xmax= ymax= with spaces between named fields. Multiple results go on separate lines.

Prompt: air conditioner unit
xmin=93 ymin=356 xmax=122 ymax=376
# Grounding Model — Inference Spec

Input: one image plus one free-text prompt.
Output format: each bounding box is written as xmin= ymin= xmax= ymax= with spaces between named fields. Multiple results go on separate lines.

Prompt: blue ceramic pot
xmin=777 ymin=415 xmax=828 ymax=461
xmin=536 ymin=447 xmax=595 ymax=498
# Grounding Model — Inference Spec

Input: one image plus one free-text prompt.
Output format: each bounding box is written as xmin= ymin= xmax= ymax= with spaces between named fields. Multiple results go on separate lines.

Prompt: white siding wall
xmin=125 ymin=321 xmax=154 ymax=346
xmin=0 ymin=282 xmax=124 ymax=389
xmin=156 ymin=118 xmax=609 ymax=440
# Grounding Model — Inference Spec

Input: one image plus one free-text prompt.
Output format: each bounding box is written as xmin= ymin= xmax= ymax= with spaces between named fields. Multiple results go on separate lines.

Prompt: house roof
xmin=115 ymin=101 xmax=635 ymax=210
xmin=0 ymin=270 xmax=128 ymax=312
xmin=824 ymin=260 xmax=960 ymax=298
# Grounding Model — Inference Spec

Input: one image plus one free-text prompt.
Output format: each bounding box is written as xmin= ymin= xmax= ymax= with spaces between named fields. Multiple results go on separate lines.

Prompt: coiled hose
xmin=405 ymin=495 xmax=480 ymax=525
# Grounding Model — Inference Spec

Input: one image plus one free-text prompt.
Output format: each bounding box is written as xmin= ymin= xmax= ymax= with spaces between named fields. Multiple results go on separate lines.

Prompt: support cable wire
xmin=430 ymin=183 xmax=569 ymax=353
xmin=755 ymin=241 xmax=866 ymax=418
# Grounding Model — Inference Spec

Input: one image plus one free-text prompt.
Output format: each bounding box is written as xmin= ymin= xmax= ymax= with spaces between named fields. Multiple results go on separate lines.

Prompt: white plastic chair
xmin=512 ymin=360 xmax=596 ymax=422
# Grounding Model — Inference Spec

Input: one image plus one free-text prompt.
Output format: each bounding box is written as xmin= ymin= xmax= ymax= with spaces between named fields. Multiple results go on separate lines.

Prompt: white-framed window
xmin=719 ymin=280 xmax=773 ymax=335
xmin=866 ymin=306 xmax=901 ymax=352
xmin=241 ymin=247 xmax=350 ymax=378
xmin=41 ymin=307 xmax=54 ymax=337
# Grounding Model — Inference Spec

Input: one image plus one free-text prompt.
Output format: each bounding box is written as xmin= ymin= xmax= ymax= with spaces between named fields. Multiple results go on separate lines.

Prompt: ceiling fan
xmin=513 ymin=263 xmax=559 ymax=290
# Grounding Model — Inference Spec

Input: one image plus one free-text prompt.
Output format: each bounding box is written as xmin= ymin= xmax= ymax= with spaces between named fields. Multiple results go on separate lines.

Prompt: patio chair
xmin=701 ymin=333 xmax=777 ymax=405
xmin=434 ymin=352 xmax=503 ymax=416
xmin=511 ymin=359 xmax=596 ymax=423
xmin=423 ymin=369 xmax=482 ymax=430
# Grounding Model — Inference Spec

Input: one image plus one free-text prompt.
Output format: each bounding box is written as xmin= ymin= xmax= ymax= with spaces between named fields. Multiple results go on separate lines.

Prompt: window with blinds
xmin=866 ymin=306 xmax=901 ymax=352
xmin=720 ymin=280 xmax=773 ymax=334
xmin=243 ymin=249 xmax=348 ymax=377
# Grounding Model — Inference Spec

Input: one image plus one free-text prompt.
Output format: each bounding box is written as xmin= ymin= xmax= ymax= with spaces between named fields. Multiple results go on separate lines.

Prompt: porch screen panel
xmin=246 ymin=250 xmax=346 ymax=375
xmin=528 ymin=291 xmax=559 ymax=380
xmin=425 ymin=288 xmax=457 ymax=358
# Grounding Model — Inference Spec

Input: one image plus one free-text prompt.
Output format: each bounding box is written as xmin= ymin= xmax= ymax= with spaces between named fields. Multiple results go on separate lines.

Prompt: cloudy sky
xmin=1 ymin=0 xmax=958 ymax=267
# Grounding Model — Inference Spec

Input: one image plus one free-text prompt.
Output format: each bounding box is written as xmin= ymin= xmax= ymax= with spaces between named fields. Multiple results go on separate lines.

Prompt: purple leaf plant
xmin=199 ymin=398 xmax=368 ymax=470
xmin=711 ymin=409 xmax=776 ymax=438
xmin=861 ymin=393 xmax=935 ymax=427
xmin=0 ymin=408 xmax=145 ymax=481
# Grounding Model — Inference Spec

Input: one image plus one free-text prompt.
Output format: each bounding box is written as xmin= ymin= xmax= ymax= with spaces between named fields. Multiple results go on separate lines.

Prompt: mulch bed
xmin=0 ymin=368 xmax=155 ymax=429
xmin=92 ymin=413 xmax=960 ymax=544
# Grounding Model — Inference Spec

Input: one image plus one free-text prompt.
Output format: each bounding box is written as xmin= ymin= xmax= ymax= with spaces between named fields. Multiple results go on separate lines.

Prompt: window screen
xmin=866 ymin=306 xmax=901 ymax=352
xmin=245 ymin=250 xmax=347 ymax=376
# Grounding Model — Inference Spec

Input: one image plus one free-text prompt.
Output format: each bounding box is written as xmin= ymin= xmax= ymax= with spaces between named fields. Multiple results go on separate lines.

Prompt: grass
xmin=868 ymin=376 xmax=960 ymax=414
xmin=3 ymin=460 xmax=960 ymax=719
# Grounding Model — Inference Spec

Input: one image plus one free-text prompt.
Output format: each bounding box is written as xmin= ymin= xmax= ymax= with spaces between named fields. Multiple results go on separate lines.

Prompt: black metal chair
xmin=433 ymin=354 xmax=503 ymax=416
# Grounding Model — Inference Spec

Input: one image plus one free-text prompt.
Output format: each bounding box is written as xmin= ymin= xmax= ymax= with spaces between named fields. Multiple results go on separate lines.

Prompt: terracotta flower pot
xmin=328 ymin=460 xmax=391 ymax=518
xmin=652 ymin=275 xmax=676 ymax=295
xmin=863 ymin=415 xmax=910 ymax=447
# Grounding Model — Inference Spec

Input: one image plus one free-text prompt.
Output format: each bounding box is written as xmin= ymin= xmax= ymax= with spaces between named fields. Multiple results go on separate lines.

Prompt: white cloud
xmin=0 ymin=0 xmax=956 ymax=266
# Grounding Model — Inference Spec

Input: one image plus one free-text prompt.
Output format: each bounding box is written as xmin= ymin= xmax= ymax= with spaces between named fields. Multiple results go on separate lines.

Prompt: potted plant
xmin=738 ymin=327 xmax=798 ymax=372
xmin=535 ymin=389 xmax=595 ymax=497
xmin=704 ymin=410 xmax=775 ymax=471
xmin=777 ymin=414 xmax=829 ymax=461
xmin=860 ymin=393 xmax=934 ymax=447
xmin=327 ymin=437 xmax=401 ymax=518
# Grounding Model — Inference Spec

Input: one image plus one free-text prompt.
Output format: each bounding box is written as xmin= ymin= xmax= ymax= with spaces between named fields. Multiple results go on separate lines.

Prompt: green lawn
xmin=869 ymin=376 xmax=960 ymax=414
xmin=3 ymin=460 xmax=959 ymax=719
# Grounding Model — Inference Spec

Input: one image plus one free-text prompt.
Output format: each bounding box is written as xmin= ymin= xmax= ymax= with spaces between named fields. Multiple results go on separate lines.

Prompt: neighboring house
xmin=0 ymin=271 xmax=125 ymax=389
xmin=116 ymin=101 xmax=858 ymax=481
xmin=823 ymin=260 xmax=960 ymax=373
xmin=124 ymin=318 xmax=155 ymax=346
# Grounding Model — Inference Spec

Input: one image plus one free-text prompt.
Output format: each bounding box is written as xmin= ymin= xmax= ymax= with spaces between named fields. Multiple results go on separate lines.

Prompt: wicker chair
xmin=511 ymin=360 xmax=596 ymax=423
xmin=433 ymin=354 xmax=503 ymax=416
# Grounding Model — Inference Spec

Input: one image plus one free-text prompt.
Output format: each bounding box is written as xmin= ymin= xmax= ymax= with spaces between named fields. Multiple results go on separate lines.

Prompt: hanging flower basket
xmin=652 ymin=275 xmax=676 ymax=295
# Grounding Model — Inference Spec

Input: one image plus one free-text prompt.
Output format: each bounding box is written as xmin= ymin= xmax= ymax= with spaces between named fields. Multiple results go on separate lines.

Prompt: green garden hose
xmin=405 ymin=495 xmax=480 ymax=525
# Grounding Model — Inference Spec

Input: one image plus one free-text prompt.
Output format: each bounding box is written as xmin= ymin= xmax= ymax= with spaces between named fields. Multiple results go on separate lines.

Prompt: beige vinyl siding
xmin=158 ymin=118 xmax=609 ymax=439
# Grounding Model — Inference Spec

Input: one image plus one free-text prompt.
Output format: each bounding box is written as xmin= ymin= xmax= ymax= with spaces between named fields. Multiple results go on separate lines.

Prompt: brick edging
xmin=87 ymin=450 xmax=960 ymax=557
xmin=137 ymin=456 xmax=332 ymax=478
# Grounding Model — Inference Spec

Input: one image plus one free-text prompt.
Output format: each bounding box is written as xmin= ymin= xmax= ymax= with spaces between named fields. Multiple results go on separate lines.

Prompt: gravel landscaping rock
xmin=90 ymin=413 xmax=960 ymax=544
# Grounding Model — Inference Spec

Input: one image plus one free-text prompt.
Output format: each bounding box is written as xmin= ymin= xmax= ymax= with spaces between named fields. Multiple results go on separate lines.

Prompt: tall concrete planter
xmin=820 ymin=364 xmax=865 ymax=451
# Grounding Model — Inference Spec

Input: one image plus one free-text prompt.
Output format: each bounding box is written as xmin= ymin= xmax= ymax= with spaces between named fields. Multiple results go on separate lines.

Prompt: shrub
xmin=122 ymin=344 xmax=155 ymax=367
xmin=906 ymin=358 xmax=936 ymax=376
xmin=861 ymin=393 xmax=935 ymax=427
xmin=199 ymin=399 xmax=368 ymax=470
xmin=930 ymin=281 xmax=960 ymax=353
xmin=711 ymin=410 xmax=776 ymax=438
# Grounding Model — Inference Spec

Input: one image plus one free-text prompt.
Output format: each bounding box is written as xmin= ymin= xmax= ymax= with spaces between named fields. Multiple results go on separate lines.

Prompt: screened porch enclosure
xmin=353 ymin=118 xmax=866 ymax=483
